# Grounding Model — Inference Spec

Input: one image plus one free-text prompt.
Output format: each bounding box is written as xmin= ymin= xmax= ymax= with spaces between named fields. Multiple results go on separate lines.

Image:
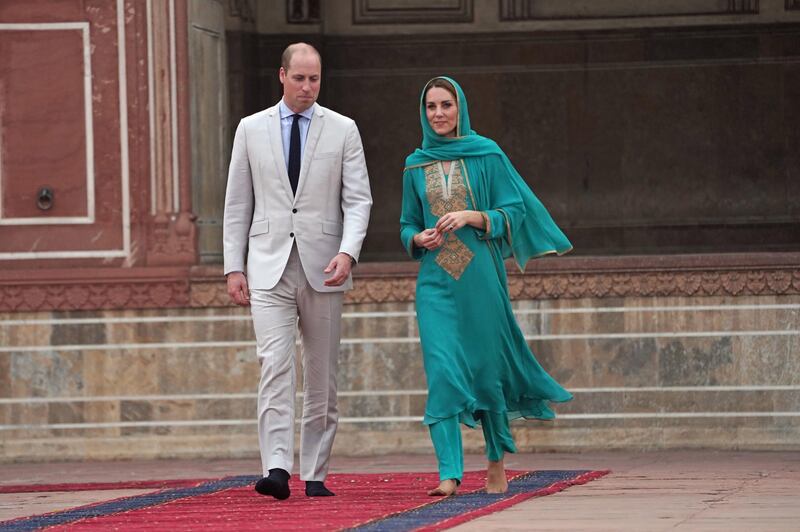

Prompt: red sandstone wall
xmin=0 ymin=0 xmax=197 ymax=310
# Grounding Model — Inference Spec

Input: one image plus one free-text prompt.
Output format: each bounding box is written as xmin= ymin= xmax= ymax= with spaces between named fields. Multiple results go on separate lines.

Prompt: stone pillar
xmin=145 ymin=0 xmax=197 ymax=266
xmin=189 ymin=0 xmax=229 ymax=264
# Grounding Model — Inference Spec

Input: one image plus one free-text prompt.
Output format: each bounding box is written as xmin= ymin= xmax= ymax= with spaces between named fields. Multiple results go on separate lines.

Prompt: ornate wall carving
xmin=287 ymin=0 xmax=321 ymax=23
xmin=229 ymin=0 xmax=256 ymax=22
xmin=0 ymin=0 xmax=196 ymax=269
xmin=4 ymin=255 xmax=796 ymax=312
xmin=0 ymin=279 xmax=190 ymax=312
xmin=318 ymin=26 xmax=800 ymax=261
xmin=499 ymin=0 xmax=760 ymax=20
xmin=352 ymin=0 xmax=473 ymax=24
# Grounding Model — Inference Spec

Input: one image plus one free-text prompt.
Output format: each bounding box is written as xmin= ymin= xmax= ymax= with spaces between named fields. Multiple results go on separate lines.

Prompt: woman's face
xmin=425 ymin=86 xmax=458 ymax=137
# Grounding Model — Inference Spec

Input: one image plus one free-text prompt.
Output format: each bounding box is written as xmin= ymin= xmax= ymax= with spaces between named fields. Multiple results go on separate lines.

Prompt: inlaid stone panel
xmin=337 ymin=343 xmax=426 ymax=391
xmin=50 ymin=322 xmax=107 ymax=346
xmin=0 ymin=356 xmax=10 ymax=398
xmin=340 ymin=312 xmax=417 ymax=341
xmin=733 ymin=335 xmax=800 ymax=385
xmin=101 ymin=317 xmax=254 ymax=345
xmin=0 ymin=323 xmax=53 ymax=348
xmin=9 ymin=351 xmax=85 ymax=398
xmin=532 ymin=335 xmax=796 ymax=388
xmin=338 ymin=394 xmax=412 ymax=418
xmin=47 ymin=401 xmax=85 ymax=425
xmin=538 ymin=303 xmax=798 ymax=335
xmin=155 ymin=349 xmax=258 ymax=395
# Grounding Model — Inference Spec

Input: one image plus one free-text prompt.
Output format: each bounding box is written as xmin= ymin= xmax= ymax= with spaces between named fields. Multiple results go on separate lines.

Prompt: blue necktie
xmin=288 ymin=114 xmax=301 ymax=195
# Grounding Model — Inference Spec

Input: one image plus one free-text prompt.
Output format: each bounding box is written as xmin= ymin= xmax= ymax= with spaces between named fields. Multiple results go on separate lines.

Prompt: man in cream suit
xmin=223 ymin=43 xmax=372 ymax=500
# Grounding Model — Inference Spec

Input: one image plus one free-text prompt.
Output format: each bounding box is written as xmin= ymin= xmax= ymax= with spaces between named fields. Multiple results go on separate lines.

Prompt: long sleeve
xmin=222 ymin=120 xmax=254 ymax=275
xmin=338 ymin=121 xmax=373 ymax=262
xmin=399 ymin=168 xmax=426 ymax=261
xmin=475 ymin=155 xmax=525 ymax=244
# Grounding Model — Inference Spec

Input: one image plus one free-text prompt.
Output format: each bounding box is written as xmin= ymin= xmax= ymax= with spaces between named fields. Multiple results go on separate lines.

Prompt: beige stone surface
xmin=0 ymin=489 xmax=153 ymax=522
xmin=1 ymin=451 xmax=798 ymax=530
xmin=453 ymin=451 xmax=800 ymax=532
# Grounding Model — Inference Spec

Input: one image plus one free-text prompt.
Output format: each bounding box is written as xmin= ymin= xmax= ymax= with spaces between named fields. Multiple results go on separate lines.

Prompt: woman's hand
xmin=413 ymin=228 xmax=444 ymax=250
xmin=435 ymin=210 xmax=483 ymax=234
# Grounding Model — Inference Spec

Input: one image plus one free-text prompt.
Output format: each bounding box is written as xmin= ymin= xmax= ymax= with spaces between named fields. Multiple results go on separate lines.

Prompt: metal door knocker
xmin=37 ymin=187 xmax=54 ymax=211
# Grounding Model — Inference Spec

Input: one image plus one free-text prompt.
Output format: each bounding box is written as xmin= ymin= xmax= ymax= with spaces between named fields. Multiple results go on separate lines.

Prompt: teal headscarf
xmin=405 ymin=76 xmax=572 ymax=269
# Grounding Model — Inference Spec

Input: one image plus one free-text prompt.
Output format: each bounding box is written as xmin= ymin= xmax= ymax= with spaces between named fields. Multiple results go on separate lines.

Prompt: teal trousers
xmin=428 ymin=411 xmax=518 ymax=482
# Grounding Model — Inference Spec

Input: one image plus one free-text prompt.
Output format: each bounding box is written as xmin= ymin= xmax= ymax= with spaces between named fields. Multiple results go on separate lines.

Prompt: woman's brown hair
xmin=424 ymin=78 xmax=457 ymax=102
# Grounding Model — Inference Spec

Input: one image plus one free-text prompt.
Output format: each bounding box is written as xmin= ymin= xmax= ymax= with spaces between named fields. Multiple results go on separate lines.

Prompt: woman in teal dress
xmin=400 ymin=77 xmax=573 ymax=496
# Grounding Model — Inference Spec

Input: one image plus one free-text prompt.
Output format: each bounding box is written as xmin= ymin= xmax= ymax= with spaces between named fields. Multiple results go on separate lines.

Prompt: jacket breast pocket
xmin=249 ymin=220 xmax=269 ymax=237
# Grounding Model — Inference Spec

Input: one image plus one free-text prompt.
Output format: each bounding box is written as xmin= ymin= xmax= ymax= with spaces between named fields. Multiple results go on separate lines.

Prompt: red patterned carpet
xmin=1 ymin=470 xmax=609 ymax=531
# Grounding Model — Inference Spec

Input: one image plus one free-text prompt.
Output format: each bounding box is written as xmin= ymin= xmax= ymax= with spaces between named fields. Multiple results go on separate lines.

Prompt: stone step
xmin=2 ymin=336 xmax=796 ymax=400
xmin=1 ymin=295 xmax=798 ymax=459
xmin=2 ymin=387 xmax=797 ymax=436
xmin=1 ymin=302 xmax=797 ymax=347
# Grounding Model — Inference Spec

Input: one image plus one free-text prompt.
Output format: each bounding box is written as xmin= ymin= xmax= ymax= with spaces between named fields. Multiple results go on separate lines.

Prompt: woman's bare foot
xmin=427 ymin=479 xmax=458 ymax=496
xmin=486 ymin=460 xmax=508 ymax=493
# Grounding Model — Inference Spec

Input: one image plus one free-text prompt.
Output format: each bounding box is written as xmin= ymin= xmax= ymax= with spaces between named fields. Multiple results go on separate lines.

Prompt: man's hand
xmin=323 ymin=253 xmax=353 ymax=286
xmin=226 ymin=271 xmax=250 ymax=306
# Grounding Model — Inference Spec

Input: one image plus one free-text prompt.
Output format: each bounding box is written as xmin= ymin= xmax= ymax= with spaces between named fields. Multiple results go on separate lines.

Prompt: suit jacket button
xmin=292 ymin=208 xmax=297 ymax=213
xmin=290 ymin=232 xmax=295 ymax=238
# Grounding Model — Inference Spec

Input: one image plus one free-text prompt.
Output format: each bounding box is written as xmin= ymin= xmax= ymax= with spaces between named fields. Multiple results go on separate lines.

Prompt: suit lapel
xmin=267 ymin=106 xmax=295 ymax=200
xmin=293 ymin=105 xmax=324 ymax=204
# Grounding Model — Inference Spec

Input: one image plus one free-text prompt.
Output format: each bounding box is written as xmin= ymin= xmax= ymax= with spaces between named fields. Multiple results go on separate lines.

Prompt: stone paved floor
xmin=1 ymin=451 xmax=798 ymax=531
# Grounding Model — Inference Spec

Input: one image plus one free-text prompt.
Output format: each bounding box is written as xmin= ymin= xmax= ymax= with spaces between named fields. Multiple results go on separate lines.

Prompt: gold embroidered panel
xmin=435 ymin=235 xmax=474 ymax=280
xmin=424 ymin=162 xmax=468 ymax=217
xmin=423 ymin=161 xmax=473 ymax=280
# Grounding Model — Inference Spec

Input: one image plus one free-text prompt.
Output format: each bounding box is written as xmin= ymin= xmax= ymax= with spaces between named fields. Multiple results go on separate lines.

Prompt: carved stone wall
xmin=0 ymin=0 xmax=200 ymax=310
xmin=499 ymin=0 xmax=762 ymax=20
xmin=323 ymin=26 xmax=800 ymax=261
xmin=2 ymin=1 xmax=799 ymax=312
xmin=352 ymin=0 xmax=474 ymax=24
xmin=2 ymin=254 xmax=797 ymax=312
xmin=220 ymin=6 xmax=800 ymax=263
xmin=2 ymin=290 xmax=798 ymax=460
xmin=189 ymin=0 xmax=230 ymax=264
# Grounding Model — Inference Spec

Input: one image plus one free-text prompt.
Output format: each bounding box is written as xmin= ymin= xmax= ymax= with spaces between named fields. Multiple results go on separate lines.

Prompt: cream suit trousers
xmin=250 ymin=245 xmax=343 ymax=481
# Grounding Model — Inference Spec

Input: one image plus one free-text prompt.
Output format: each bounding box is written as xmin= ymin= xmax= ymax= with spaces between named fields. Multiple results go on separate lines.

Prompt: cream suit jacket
xmin=223 ymin=102 xmax=372 ymax=291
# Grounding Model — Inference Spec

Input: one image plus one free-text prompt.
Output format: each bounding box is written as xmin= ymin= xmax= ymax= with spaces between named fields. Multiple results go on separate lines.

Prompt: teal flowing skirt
xmin=416 ymin=225 xmax=573 ymax=427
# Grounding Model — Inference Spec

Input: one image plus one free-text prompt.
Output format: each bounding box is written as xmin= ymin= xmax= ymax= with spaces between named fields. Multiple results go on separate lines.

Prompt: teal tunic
xmin=400 ymin=155 xmax=573 ymax=428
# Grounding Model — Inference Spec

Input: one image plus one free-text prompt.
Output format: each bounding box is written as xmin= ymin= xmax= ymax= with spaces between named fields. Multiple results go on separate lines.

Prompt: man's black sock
xmin=305 ymin=480 xmax=335 ymax=497
xmin=255 ymin=468 xmax=291 ymax=500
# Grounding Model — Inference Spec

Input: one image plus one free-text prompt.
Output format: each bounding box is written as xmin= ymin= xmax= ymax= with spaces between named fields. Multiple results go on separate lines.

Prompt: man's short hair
xmin=281 ymin=42 xmax=321 ymax=71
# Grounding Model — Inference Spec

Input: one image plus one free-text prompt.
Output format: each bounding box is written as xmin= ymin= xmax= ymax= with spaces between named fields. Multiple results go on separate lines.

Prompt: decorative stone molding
xmin=146 ymin=212 xmax=197 ymax=266
xmin=287 ymin=0 xmax=320 ymax=23
xmin=498 ymin=0 xmax=760 ymax=21
xmin=1 ymin=254 xmax=798 ymax=312
xmin=229 ymin=0 xmax=256 ymax=23
xmin=505 ymin=269 xmax=800 ymax=300
xmin=352 ymin=0 xmax=473 ymax=25
xmin=186 ymin=255 xmax=800 ymax=306
xmin=190 ymin=280 xmax=232 ymax=307
xmin=346 ymin=277 xmax=417 ymax=304
xmin=787 ymin=0 xmax=800 ymax=10
xmin=0 ymin=281 xmax=190 ymax=312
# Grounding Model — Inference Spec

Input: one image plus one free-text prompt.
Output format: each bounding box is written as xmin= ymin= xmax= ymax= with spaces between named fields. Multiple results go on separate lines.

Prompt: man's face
xmin=279 ymin=51 xmax=321 ymax=113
